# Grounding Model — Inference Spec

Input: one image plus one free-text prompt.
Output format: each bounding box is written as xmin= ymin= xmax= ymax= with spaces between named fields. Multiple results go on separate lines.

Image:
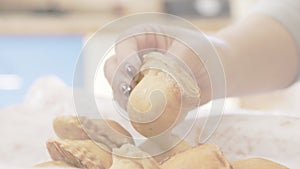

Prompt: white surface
xmin=0 ymin=76 xmax=76 ymax=167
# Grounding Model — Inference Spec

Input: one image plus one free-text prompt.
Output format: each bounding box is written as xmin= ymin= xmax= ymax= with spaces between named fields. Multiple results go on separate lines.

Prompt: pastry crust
xmin=160 ymin=144 xmax=232 ymax=169
xmin=53 ymin=116 xmax=134 ymax=149
xmin=46 ymin=139 xmax=112 ymax=169
xmin=35 ymin=161 xmax=75 ymax=168
xmin=153 ymin=139 xmax=192 ymax=164
xmin=231 ymin=158 xmax=288 ymax=169
xmin=128 ymin=69 xmax=182 ymax=137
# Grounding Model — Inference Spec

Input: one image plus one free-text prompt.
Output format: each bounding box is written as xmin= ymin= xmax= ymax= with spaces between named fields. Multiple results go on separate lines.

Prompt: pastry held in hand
xmin=127 ymin=52 xmax=200 ymax=137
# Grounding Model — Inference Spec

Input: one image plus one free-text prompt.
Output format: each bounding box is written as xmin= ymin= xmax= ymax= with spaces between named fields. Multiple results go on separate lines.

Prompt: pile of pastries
xmin=35 ymin=116 xmax=288 ymax=169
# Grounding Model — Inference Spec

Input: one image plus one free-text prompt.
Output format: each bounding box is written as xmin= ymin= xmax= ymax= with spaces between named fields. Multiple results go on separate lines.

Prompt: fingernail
xmin=125 ymin=63 xmax=137 ymax=78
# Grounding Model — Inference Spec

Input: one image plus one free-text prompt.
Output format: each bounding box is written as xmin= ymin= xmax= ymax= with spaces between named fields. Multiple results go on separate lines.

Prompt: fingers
xmin=115 ymin=35 xmax=142 ymax=76
xmin=104 ymin=55 xmax=117 ymax=85
xmin=114 ymin=24 xmax=173 ymax=69
xmin=167 ymin=39 xmax=211 ymax=105
xmin=105 ymin=36 xmax=143 ymax=110
xmin=112 ymin=73 xmax=131 ymax=110
xmin=167 ymin=40 xmax=201 ymax=75
xmin=104 ymin=54 xmax=139 ymax=110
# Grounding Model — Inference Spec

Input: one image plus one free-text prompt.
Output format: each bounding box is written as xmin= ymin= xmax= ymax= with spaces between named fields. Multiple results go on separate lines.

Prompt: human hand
xmin=104 ymin=24 xmax=226 ymax=110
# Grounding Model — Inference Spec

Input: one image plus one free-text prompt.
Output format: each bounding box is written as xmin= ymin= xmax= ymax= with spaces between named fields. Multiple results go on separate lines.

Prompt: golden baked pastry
xmin=46 ymin=139 xmax=112 ymax=169
xmin=153 ymin=139 xmax=191 ymax=163
xmin=232 ymin=158 xmax=288 ymax=169
xmin=53 ymin=116 xmax=134 ymax=149
xmin=109 ymin=144 xmax=161 ymax=169
xmin=38 ymin=113 xmax=290 ymax=169
xmin=127 ymin=52 xmax=200 ymax=137
xmin=160 ymin=144 xmax=232 ymax=169
xmin=35 ymin=161 xmax=75 ymax=168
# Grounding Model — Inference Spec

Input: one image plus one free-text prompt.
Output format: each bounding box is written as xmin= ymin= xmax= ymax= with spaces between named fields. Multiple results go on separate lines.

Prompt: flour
xmin=0 ymin=76 xmax=77 ymax=167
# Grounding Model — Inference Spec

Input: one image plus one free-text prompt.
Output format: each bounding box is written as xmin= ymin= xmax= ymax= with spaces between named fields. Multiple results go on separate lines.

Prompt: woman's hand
xmin=104 ymin=24 xmax=227 ymax=109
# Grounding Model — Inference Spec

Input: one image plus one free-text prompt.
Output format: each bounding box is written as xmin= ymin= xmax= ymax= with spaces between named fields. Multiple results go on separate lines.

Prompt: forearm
xmin=215 ymin=15 xmax=299 ymax=97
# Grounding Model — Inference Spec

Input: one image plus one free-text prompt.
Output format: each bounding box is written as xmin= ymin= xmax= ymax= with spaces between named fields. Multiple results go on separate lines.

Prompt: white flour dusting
xmin=0 ymin=76 xmax=77 ymax=167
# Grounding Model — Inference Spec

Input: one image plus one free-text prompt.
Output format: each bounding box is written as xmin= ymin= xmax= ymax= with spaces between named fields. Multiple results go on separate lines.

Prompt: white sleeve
xmin=251 ymin=0 xmax=300 ymax=82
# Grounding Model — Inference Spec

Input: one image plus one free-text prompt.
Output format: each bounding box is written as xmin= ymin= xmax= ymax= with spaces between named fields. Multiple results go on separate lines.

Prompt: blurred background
xmin=1 ymin=0 xmax=299 ymax=114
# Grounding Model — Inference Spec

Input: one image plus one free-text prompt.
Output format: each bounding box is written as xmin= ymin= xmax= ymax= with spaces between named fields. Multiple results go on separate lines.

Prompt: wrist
xmin=208 ymin=33 xmax=234 ymax=99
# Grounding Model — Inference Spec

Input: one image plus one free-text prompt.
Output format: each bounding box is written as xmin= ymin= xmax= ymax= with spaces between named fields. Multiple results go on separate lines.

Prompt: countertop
xmin=0 ymin=12 xmax=231 ymax=34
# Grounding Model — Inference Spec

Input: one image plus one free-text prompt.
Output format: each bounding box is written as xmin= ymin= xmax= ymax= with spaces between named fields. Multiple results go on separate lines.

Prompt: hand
xmin=104 ymin=24 xmax=227 ymax=109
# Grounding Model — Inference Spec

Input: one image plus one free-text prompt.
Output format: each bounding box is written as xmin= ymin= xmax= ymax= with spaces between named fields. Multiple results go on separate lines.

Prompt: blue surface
xmin=0 ymin=35 xmax=83 ymax=108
